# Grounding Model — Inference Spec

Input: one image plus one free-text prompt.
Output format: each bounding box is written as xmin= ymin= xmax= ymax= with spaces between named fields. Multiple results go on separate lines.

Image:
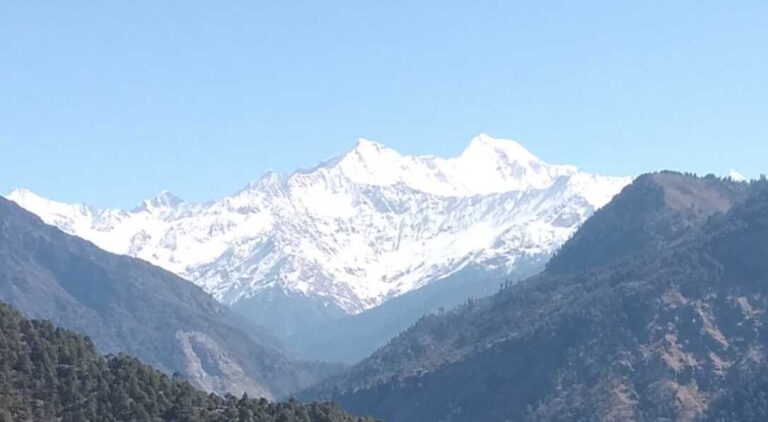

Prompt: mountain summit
xmin=141 ymin=190 xmax=184 ymax=209
xmin=316 ymin=134 xmax=582 ymax=198
xmin=6 ymin=135 xmax=630 ymax=335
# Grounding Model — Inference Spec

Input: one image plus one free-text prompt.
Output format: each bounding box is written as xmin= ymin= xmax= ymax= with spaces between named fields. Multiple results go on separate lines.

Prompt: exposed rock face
xmin=176 ymin=330 xmax=271 ymax=398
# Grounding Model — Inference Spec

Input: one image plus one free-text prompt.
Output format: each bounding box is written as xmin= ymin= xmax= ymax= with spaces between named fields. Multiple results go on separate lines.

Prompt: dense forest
xmin=0 ymin=301 xmax=375 ymax=422
xmin=705 ymin=367 xmax=768 ymax=421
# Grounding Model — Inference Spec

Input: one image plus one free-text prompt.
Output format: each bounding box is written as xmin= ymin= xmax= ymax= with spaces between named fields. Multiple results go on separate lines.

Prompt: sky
xmin=1 ymin=1 xmax=766 ymax=208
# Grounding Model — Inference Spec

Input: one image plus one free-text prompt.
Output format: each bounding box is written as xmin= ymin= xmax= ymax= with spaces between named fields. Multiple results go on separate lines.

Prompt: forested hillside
xmin=305 ymin=173 xmax=768 ymax=421
xmin=704 ymin=367 xmax=768 ymax=421
xmin=0 ymin=301 xmax=374 ymax=422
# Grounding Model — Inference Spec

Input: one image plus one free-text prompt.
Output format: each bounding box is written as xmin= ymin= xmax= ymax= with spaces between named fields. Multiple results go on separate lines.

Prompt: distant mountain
xmin=304 ymin=173 xmax=768 ymax=421
xmin=728 ymin=170 xmax=748 ymax=182
xmin=286 ymin=262 xmax=543 ymax=364
xmin=6 ymin=134 xmax=630 ymax=336
xmin=0 ymin=300 xmax=374 ymax=422
xmin=0 ymin=196 xmax=321 ymax=399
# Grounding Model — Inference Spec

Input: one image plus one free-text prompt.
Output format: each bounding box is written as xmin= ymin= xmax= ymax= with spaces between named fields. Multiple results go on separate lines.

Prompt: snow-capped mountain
xmin=728 ymin=170 xmax=748 ymax=182
xmin=6 ymin=134 xmax=630 ymax=330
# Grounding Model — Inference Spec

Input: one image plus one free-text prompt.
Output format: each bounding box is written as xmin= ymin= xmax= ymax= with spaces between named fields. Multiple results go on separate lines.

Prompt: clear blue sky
xmin=1 ymin=1 xmax=766 ymax=208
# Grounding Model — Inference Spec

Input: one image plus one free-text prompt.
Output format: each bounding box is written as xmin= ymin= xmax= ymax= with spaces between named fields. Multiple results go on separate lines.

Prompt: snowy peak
xmin=461 ymin=133 xmax=540 ymax=164
xmin=728 ymin=170 xmax=748 ymax=182
xmin=454 ymin=134 xmax=578 ymax=194
xmin=146 ymin=190 xmax=184 ymax=208
xmin=132 ymin=190 xmax=185 ymax=216
xmin=6 ymin=189 xmax=94 ymax=220
xmin=241 ymin=171 xmax=285 ymax=194
xmin=351 ymin=138 xmax=395 ymax=156
xmin=329 ymin=138 xmax=405 ymax=187
xmin=336 ymin=138 xmax=401 ymax=167
xmin=302 ymin=134 xmax=584 ymax=197
xmin=7 ymin=188 xmax=48 ymax=204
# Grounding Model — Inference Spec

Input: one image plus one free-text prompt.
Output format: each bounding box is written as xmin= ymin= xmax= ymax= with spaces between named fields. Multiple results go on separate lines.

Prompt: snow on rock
xmin=6 ymin=135 xmax=631 ymax=314
xmin=727 ymin=170 xmax=748 ymax=182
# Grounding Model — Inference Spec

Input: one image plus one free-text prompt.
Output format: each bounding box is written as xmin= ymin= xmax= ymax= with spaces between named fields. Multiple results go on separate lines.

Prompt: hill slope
xmin=0 ymin=301 xmax=373 ymax=422
xmin=704 ymin=366 xmax=768 ymax=421
xmin=0 ymin=196 xmax=317 ymax=399
xmin=305 ymin=173 xmax=768 ymax=421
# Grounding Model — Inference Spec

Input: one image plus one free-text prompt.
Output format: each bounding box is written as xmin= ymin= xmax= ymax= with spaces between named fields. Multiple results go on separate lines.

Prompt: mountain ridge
xmin=6 ymin=135 xmax=630 ymax=335
xmin=0 ymin=196 xmax=320 ymax=399
xmin=303 ymin=173 xmax=767 ymax=421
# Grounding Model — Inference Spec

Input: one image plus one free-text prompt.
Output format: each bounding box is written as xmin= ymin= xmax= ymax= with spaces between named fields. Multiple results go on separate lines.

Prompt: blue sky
xmin=1 ymin=1 xmax=766 ymax=208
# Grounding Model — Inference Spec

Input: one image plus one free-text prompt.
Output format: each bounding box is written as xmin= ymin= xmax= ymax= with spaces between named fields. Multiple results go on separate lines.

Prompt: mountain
xmin=0 ymin=196 xmax=321 ymax=400
xmin=304 ymin=173 xmax=768 ymax=421
xmin=0 ymin=300 xmax=374 ymax=422
xmin=6 ymin=134 xmax=630 ymax=337
xmin=285 ymin=263 xmax=543 ymax=364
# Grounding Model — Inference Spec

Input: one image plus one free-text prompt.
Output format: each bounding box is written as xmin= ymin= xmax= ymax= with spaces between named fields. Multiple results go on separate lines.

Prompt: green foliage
xmin=0 ymin=302 xmax=376 ymax=422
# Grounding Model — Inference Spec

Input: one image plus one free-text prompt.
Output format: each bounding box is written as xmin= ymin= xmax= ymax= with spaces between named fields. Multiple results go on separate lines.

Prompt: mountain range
xmin=6 ymin=134 xmax=630 ymax=339
xmin=304 ymin=173 xmax=768 ymax=421
xmin=3 ymin=138 xmax=767 ymax=421
xmin=0 ymin=196 xmax=327 ymax=400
